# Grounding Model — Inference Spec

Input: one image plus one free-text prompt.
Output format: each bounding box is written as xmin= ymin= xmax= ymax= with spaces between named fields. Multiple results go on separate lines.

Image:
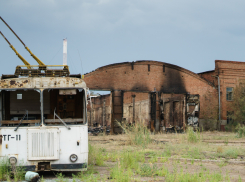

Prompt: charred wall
xmin=87 ymin=94 xmax=111 ymax=127
xmin=84 ymin=60 xmax=218 ymax=131
xmin=123 ymin=92 xmax=150 ymax=125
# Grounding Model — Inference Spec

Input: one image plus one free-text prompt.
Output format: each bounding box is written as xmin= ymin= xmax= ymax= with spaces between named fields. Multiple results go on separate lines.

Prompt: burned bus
xmin=0 ymin=73 xmax=88 ymax=171
xmin=0 ymin=16 xmax=88 ymax=171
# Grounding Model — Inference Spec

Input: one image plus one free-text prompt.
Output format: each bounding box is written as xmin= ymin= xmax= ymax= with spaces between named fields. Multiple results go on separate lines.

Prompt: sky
xmin=1 ymin=0 xmax=245 ymax=77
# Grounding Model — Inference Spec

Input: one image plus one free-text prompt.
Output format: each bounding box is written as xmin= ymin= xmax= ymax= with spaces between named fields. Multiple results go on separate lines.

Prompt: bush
xmin=110 ymin=160 xmax=133 ymax=182
xmin=0 ymin=157 xmax=25 ymax=181
xmin=0 ymin=157 xmax=10 ymax=181
xmin=119 ymin=120 xmax=152 ymax=148
xmin=88 ymin=144 xmax=106 ymax=166
xmin=187 ymin=127 xmax=201 ymax=143
xmin=235 ymin=124 xmax=245 ymax=138
xmin=138 ymin=163 xmax=158 ymax=177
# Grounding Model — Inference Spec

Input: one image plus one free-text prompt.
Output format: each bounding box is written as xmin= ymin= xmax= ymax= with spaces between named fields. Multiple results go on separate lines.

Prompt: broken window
xmin=226 ymin=87 xmax=233 ymax=101
xmin=227 ymin=111 xmax=234 ymax=124
xmin=43 ymin=88 xmax=86 ymax=126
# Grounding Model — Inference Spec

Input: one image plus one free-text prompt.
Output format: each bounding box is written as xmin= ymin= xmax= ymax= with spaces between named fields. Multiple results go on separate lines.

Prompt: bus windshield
xmin=43 ymin=88 xmax=86 ymax=126
xmin=0 ymin=88 xmax=87 ymax=127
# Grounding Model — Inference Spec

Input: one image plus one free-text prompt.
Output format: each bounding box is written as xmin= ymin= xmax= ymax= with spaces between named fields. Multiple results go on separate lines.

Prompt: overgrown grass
xmin=55 ymin=173 xmax=68 ymax=182
xmin=0 ymin=157 xmax=25 ymax=181
xmin=86 ymin=130 xmax=245 ymax=181
xmin=119 ymin=120 xmax=151 ymax=148
xmin=74 ymin=165 xmax=102 ymax=182
xmin=88 ymin=144 xmax=108 ymax=166
xmin=165 ymin=169 xmax=224 ymax=182
xmin=217 ymin=148 xmax=239 ymax=159
xmin=236 ymin=124 xmax=245 ymax=138
xmin=187 ymin=127 xmax=201 ymax=143
xmin=0 ymin=157 xmax=10 ymax=180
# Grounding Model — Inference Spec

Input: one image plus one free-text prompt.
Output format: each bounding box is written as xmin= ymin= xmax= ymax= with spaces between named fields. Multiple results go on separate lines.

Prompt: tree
xmin=228 ymin=80 xmax=245 ymax=125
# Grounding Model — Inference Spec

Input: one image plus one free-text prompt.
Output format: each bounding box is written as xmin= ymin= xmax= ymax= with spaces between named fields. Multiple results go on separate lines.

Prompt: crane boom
xmin=0 ymin=31 xmax=31 ymax=69
xmin=0 ymin=16 xmax=45 ymax=66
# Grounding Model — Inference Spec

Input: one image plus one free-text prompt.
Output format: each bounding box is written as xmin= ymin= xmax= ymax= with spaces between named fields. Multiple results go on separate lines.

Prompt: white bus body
xmin=0 ymin=77 xmax=88 ymax=171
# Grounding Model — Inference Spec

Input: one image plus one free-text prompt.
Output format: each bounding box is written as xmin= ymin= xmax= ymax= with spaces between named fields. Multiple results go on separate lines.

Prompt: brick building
xmin=199 ymin=60 xmax=245 ymax=130
xmin=85 ymin=60 xmax=218 ymax=133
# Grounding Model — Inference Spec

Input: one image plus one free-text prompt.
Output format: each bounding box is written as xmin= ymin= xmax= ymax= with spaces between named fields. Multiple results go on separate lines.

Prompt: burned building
xmin=85 ymin=60 xmax=218 ymax=132
xmin=87 ymin=94 xmax=111 ymax=127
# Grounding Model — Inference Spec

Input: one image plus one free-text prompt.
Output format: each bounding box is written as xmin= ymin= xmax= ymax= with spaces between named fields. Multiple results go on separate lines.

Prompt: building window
xmin=227 ymin=111 xmax=234 ymax=125
xmin=226 ymin=87 xmax=233 ymax=101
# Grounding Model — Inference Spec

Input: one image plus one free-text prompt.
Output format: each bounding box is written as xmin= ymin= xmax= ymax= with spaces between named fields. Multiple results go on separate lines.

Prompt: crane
xmin=0 ymin=16 xmax=45 ymax=67
xmin=0 ymin=17 xmax=70 ymax=77
xmin=0 ymin=31 xmax=31 ymax=69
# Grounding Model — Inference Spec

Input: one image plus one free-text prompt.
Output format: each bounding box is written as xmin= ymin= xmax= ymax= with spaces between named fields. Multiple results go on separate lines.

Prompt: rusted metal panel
xmin=163 ymin=94 xmax=200 ymax=131
xmin=150 ymin=93 xmax=156 ymax=130
xmin=164 ymin=102 xmax=170 ymax=127
xmin=0 ymin=77 xmax=86 ymax=89
xmin=163 ymin=95 xmax=185 ymax=130
xmin=111 ymin=90 xmax=123 ymax=133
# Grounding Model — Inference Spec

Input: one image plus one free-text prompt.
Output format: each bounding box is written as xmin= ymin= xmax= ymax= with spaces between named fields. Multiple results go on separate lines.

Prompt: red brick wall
xmin=123 ymin=92 xmax=149 ymax=104
xmin=84 ymin=61 xmax=218 ymax=120
xmin=198 ymin=70 xmax=217 ymax=86
xmin=215 ymin=60 xmax=245 ymax=123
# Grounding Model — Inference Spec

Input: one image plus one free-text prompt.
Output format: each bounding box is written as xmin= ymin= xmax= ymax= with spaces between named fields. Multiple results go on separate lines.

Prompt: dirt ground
xmin=35 ymin=131 xmax=245 ymax=182
xmin=86 ymin=132 xmax=245 ymax=182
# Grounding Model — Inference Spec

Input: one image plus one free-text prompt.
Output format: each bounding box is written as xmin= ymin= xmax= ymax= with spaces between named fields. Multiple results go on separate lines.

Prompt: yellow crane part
xmin=0 ymin=16 xmax=44 ymax=66
xmin=10 ymin=45 xmax=32 ymax=69
xmin=25 ymin=46 xmax=45 ymax=66
xmin=0 ymin=31 xmax=31 ymax=69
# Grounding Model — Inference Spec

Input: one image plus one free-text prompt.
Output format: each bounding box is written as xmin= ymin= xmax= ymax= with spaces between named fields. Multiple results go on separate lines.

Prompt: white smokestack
xmin=63 ymin=38 xmax=67 ymax=65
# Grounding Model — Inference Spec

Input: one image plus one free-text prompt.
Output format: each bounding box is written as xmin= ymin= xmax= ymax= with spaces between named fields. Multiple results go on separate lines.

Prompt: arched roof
xmin=85 ymin=60 xmax=214 ymax=86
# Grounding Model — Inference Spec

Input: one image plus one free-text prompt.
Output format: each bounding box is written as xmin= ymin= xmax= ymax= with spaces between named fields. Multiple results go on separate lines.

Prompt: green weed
xmin=75 ymin=165 xmax=100 ymax=182
xmin=119 ymin=120 xmax=152 ymax=148
xmin=218 ymin=148 xmax=238 ymax=159
xmin=55 ymin=173 xmax=68 ymax=182
xmin=217 ymin=161 xmax=227 ymax=168
xmin=148 ymin=156 xmax=158 ymax=163
xmin=185 ymin=147 xmax=203 ymax=159
xmin=110 ymin=160 xmax=133 ymax=182
xmin=120 ymin=151 xmax=139 ymax=170
xmin=0 ymin=157 xmax=10 ymax=180
xmin=0 ymin=158 xmax=25 ymax=181
xmin=224 ymin=138 xmax=229 ymax=145
xmin=236 ymin=124 xmax=245 ymax=138
xmin=155 ymin=165 xmax=169 ymax=177
xmin=88 ymin=144 xmax=105 ymax=166
xmin=137 ymin=163 xmax=158 ymax=177
xmin=187 ymin=127 xmax=201 ymax=143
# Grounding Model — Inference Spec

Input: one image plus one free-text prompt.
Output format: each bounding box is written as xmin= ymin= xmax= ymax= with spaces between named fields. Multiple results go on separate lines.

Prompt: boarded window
xmin=226 ymin=87 xmax=233 ymax=101
xmin=227 ymin=111 xmax=234 ymax=124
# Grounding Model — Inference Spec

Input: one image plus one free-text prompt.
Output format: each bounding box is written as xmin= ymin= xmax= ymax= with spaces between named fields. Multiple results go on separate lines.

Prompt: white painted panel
xmin=59 ymin=89 xmax=76 ymax=95
xmin=27 ymin=129 xmax=59 ymax=160
xmin=1 ymin=125 xmax=88 ymax=168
